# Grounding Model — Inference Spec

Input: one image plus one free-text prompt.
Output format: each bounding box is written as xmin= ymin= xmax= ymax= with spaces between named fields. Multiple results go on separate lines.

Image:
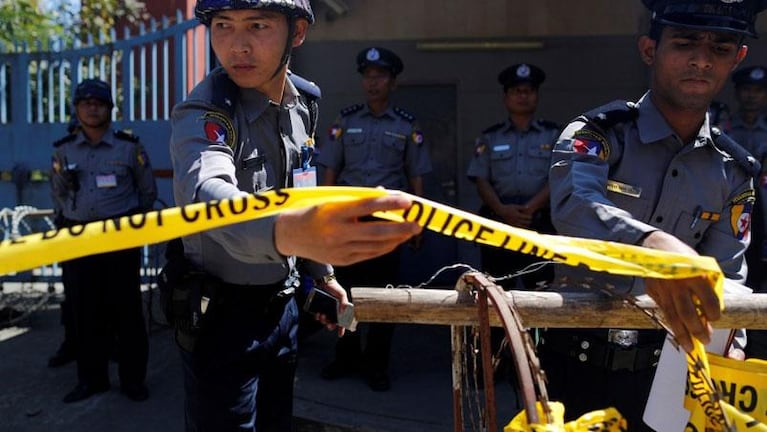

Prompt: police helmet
xmin=498 ymin=64 xmax=546 ymax=91
xmin=195 ymin=0 xmax=315 ymax=26
xmin=642 ymin=0 xmax=767 ymax=38
xmin=733 ymin=65 xmax=767 ymax=87
xmin=356 ymin=47 xmax=404 ymax=77
xmin=73 ymin=79 xmax=113 ymax=108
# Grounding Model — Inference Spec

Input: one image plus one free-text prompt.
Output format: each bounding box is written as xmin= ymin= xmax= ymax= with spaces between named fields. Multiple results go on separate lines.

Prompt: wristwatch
xmin=315 ymin=273 xmax=336 ymax=286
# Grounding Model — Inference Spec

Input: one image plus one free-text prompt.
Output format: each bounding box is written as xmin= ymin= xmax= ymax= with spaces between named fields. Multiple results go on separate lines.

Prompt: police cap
xmin=642 ymin=0 xmax=767 ymax=37
xmin=497 ymin=64 xmax=546 ymax=90
xmin=195 ymin=0 xmax=315 ymax=26
xmin=733 ymin=65 xmax=767 ymax=87
xmin=74 ymin=79 xmax=113 ymax=107
xmin=356 ymin=47 xmax=404 ymax=77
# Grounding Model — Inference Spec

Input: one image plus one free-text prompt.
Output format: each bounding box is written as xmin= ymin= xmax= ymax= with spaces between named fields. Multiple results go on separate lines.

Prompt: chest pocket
xmin=343 ymin=133 xmax=367 ymax=165
xmin=378 ymin=134 xmax=406 ymax=167
xmin=606 ymin=187 xmax=653 ymax=222
xmin=101 ymin=163 xmax=130 ymax=183
xmin=526 ymin=144 xmax=552 ymax=176
xmin=673 ymin=210 xmax=714 ymax=247
xmin=239 ymin=152 xmax=268 ymax=193
xmin=489 ymin=148 xmax=515 ymax=178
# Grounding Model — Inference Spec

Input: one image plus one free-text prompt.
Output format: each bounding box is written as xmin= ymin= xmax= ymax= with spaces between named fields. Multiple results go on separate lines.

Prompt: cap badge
xmin=750 ymin=68 xmax=766 ymax=81
xmin=516 ymin=64 xmax=531 ymax=79
xmin=366 ymin=48 xmax=380 ymax=62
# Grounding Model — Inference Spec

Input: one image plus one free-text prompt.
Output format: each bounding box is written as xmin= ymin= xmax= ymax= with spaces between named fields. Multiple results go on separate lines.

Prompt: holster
xmin=158 ymin=238 xmax=219 ymax=352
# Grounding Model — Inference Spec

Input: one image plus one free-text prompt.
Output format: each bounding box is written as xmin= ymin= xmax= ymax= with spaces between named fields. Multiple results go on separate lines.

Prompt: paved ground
xmin=0 ymin=286 xmax=520 ymax=432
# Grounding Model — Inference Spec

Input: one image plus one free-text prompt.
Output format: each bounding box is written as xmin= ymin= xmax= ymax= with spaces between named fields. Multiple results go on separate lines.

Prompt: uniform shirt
xmin=466 ymin=118 xmax=559 ymax=198
xmin=51 ymin=128 xmax=157 ymax=222
xmin=317 ymin=103 xmax=432 ymax=190
xmin=549 ymin=92 xmax=754 ymax=293
xmin=726 ymin=113 xmax=767 ymax=243
xmin=170 ymin=67 xmax=331 ymax=286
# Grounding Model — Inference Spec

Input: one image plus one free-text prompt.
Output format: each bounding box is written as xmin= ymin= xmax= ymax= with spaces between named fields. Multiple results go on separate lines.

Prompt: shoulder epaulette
xmin=536 ymin=119 xmax=561 ymax=131
xmin=114 ymin=130 xmax=139 ymax=143
xmin=340 ymin=104 xmax=364 ymax=117
xmin=288 ymin=71 xmax=321 ymax=101
xmin=711 ymin=127 xmax=761 ymax=177
xmin=581 ymin=100 xmax=639 ymax=131
xmin=481 ymin=122 xmax=505 ymax=134
xmin=210 ymin=68 xmax=239 ymax=118
xmin=53 ymin=134 xmax=77 ymax=148
xmin=393 ymin=107 xmax=416 ymax=123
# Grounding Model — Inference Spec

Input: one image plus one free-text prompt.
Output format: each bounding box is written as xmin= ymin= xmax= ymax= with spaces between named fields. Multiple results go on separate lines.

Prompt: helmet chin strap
xmin=271 ymin=17 xmax=296 ymax=80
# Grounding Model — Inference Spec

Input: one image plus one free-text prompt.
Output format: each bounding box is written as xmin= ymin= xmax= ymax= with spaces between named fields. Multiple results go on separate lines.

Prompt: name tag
xmin=346 ymin=128 xmax=363 ymax=134
xmin=384 ymin=131 xmax=407 ymax=140
xmin=493 ymin=144 xmax=510 ymax=152
xmin=293 ymin=167 xmax=317 ymax=188
xmin=96 ymin=174 xmax=117 ymax=188
xmin=606 ymin=179 xmax=642 ymax=198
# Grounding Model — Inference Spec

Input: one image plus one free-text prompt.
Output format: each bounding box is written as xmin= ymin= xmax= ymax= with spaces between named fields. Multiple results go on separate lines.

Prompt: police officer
xmin=544 ymin=1 xmax=764 ymax=429
xmin=51 ymin=78 xmax=157 ymax=403
xmin=47 ymin=119 xmax=83 ymax=369
xmin=467 ymin=63 xmax=559 ymax=289
xmin=727 ymin=65 xmax=767 ymax=359
xmin=172 ymin=3 xmax=421 ymax=430
xmin=316 ymin=46 xmax=432 ymax=392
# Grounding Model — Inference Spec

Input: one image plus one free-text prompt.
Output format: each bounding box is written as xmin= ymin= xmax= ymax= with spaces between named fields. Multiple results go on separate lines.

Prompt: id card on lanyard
xmin=292 ymin=143 xmax=317 ymax=188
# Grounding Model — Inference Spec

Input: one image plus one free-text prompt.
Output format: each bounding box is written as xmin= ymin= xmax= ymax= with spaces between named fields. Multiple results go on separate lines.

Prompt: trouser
xmin=181 ymin=282 xmax=299 ymax=432
xmin=478 ymin=200 xmax=555 ymax=290
xmin=58 ymin=260 xmax=76 ymax=354
xmin=333 ymin=248 xmax=400 ymax=373
xmin=68 ymin=247 xmax=148 ymax=388
xmin=538 ymin=329 xmax=664 ymax=432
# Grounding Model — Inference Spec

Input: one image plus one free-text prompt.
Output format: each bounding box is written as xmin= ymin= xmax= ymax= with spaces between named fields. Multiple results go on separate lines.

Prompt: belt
xmin=540 ymin=329 xmax=664 ymax=372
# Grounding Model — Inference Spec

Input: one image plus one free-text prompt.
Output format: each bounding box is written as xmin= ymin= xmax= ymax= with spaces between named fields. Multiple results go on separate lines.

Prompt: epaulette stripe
xmin=393 ymin=107 xmax=415 ymax=122
xmin=712 ymin=129 xmax=761 ymax=177
xmin=340 ymin=104 xmax=364 ymax=117
xmin=114 ymin=130 xmax=139 ymax=143
xmin=481 ymin=122 xmax=504 ymax=134
xmin=53 ymin=134 xmax=77 ymax=147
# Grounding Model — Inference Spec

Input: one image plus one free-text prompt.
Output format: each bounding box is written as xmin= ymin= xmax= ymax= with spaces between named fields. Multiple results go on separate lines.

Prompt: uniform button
xmin=580 ymin=341 xmax=590 ymax=350
xmin=694 ymin=232 xmax=701 ymax=239
xmin=671 ymin=169 xmax=678 ymax=177
xmin=653 ymin=349 xmax=661 ymax=357
xmin=655 ymin=216 xmax=663 ymax=223
xmin=578 ymin=353 xmax=588 ymax=362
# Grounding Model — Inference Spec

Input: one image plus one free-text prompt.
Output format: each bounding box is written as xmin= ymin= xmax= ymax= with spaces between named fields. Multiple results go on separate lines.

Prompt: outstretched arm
xmin=275 ymin=194 xmax=422 ymax=266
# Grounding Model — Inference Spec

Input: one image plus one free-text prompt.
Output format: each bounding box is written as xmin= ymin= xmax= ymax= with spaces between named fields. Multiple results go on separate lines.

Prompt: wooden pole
xmin=350 ymin=288 xmax=767 ymax=329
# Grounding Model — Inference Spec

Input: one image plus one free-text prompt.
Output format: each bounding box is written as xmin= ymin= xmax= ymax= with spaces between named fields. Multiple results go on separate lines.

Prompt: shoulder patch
xmin=569 ymin=100 xmax=638 ymax=161
xmin=729 ymin=189 xmax=755 ymax=240
xmin=481 ymin=122 xmax=505 ymax=134
xmin=340 ymin=104 xmax=364 ymax=117
xmin=53 ymin=134 xmax=77 ymax=148
xmin=393 ymin=107 xmax=415 ymax=123
xmin=114 ymin=130 xmax=139 ymax=143
xmin=711 ymin=128 xmax=762 ymax=178
xmin=202 ymin=111 xmax=236 ymax=149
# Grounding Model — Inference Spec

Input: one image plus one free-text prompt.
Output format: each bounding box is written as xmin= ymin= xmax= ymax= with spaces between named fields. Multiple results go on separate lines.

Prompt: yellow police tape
xmin=504 ymin=402 xmax=627 ymax=432
xmin=0 ymin=186 xmax=737 ymax=429
xmin=686 ymin=354 xmax=767 ymax=431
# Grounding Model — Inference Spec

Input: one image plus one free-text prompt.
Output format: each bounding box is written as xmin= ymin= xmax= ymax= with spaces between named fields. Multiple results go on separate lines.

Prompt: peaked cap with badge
xmin=74 ymin=79 xmax=114 ymax=108
xmin=642 ymin=0 xmax=767 ymax=37
xmin=733 ymin=65 xmax=767 ymax=87
xmin=356 ymin=47 xmax=404 ymax=77
xmin=497 ymin=63 xmax=546 ymax=91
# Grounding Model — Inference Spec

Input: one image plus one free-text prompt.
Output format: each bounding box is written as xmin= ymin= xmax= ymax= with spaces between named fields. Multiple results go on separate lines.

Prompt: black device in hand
xmin=303 ymin=287 xmax=355 ymax=329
